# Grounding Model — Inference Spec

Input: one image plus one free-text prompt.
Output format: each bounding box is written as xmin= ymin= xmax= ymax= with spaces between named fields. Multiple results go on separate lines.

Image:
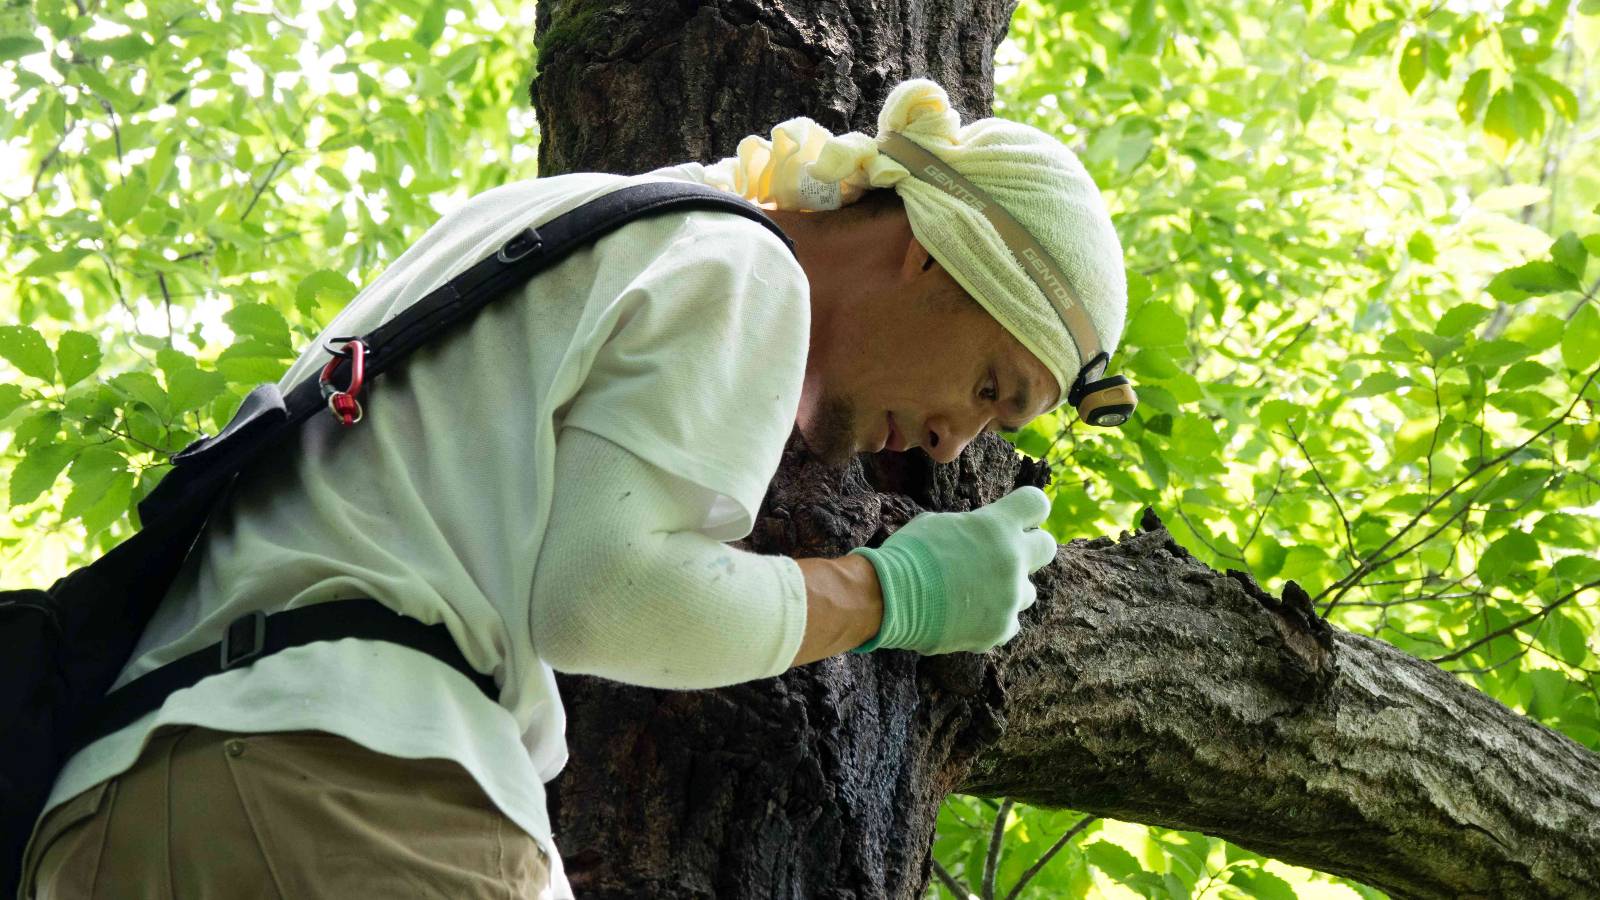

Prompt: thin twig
xmin=1173 ymin=503 xmax=1246 ymax=563
xmin=1237 ymin=464 xmax=1286 ymax=553
xmin=1283 ymin=421 xmax=1359 ymax=565
xmin=1431 ymin=577 xmax=1600 ymax=664
xmin=159 ymin=272 xmax=174 ymax=349
xmin=931 ymin=859 xmax=972 ymax=899
xmin=983 ymin=799 xmax=1015 ymax=900
xmin=1001 ymin=816 xmax=1097 ymax=900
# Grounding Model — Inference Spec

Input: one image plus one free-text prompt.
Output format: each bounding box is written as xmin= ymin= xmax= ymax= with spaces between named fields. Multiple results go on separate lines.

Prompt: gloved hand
xmin=847 ymin=486 xmax=1058 ymax=655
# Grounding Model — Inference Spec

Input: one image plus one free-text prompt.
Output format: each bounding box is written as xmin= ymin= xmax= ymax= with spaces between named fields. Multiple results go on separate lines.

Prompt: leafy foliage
xmin=2 ymin=1 xmax=1596 ymax=898
xmin=0 ymin=0 xmax=537 ymax=566
xmin=945 ymin=0 xmax=1600 ymax=896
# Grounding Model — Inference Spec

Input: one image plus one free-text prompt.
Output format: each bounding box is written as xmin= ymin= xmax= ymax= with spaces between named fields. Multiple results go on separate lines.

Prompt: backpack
xmin=0 ymin=181 xmax=794 ymax=897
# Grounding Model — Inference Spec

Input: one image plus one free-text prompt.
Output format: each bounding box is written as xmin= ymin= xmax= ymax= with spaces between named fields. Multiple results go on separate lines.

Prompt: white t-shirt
xmin=30 ymin=164 xmax=811 ymax=899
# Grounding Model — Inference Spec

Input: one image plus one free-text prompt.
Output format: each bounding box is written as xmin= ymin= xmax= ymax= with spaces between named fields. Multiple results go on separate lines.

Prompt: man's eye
xmin=981 ymin=373 xmax=998 ymax=402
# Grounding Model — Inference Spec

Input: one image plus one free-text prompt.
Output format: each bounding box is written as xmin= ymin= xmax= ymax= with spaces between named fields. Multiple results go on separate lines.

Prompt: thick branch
xmin=963 ymin=505 xmax=1600 ymax=898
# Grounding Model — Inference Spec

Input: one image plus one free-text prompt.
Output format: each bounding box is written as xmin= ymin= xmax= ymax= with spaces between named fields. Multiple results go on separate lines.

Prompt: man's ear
xmin=901 ymin=234 xmax=937 ymax=280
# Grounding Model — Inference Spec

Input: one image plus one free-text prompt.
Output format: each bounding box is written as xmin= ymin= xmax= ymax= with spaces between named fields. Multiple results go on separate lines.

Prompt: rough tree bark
xmin=530 ymin=2 xmax=1600 ymax=897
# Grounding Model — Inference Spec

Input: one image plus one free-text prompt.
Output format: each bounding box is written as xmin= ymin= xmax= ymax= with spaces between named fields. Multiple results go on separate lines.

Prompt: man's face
xmin=798 ymin=253 xmax=1060 ymax=467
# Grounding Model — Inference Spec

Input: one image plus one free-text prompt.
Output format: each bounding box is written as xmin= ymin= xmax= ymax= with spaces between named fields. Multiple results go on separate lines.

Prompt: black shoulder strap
xmin=286 ymin=180 xmax=795 ymax=437
xmin=138 ymin=180 xmax=793 ymax=525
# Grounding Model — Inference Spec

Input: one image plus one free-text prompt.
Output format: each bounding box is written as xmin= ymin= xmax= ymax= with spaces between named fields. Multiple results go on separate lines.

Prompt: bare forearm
xmin=790 ymin=555 xmax=884 ymax=667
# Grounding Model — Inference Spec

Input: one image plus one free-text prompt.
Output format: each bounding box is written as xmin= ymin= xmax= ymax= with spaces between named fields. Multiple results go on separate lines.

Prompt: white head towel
xmin=700 ymin=78 xmax=1128 ymax=408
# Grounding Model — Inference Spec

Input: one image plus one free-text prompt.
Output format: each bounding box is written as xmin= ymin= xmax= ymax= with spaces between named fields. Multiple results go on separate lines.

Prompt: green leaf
xmin=12 ymin=409 xmax=61 ymax=448
xmin=1244 ymin=534 xmax=1286 ymax=580
xmin=1541 ymin=611 xmax=1592 ymax=668
xmin=62 ymin=446 xmax=126 ymax=522
xmin=111 ymin=371 xmax=168 ymax=415
xmin=1566 ymin=421 xmax=1598 ymax=460
xmin=8 ymin=443 xmax=76 ymax=506
xmin=413 ymin=0 xmax=448 ymax=48
xmin=367 ymin=38 xmax=427 ymax=64
xmin=1501 ymin=312 xmax=1566 ymax=352
xmin=147 ymin=132 xmax=180 ymax=192
xmin=1133 ymin=347 xmax=1181 ymax=379
xmin=55 ymin=331 xmax=101 ymax=388
xmin=1498 ymin=360 xmax=1553 ymax=390
xmin=1350 ymin=371 xmax=1411 ymax=398
xmin=1527 ymin=71 xmax=1579 ymax=122
xmin=317 ymin=165 xmax=350 ymax=191
xmin=0 ymin=383 xmax=26 ymax=420
xmin=1436 ymin=303 xmax=1491 ymax=337
xmin=0 ymin=325 xmax=55 ymax=382
xmin=1474 ymin=184 xmax=1549 ymax=212
xmin=1478 ymin=465 xmax=1550 ymax=503
xmin=1483 ymin=88 xmax=1519 ymax=147
xmin=167 ymin=366 xmax=227 ymax=413
xmin=1478 ymin=531 xmax=1540 ymax=585
xmin=1296 ymin=89 xmax=1317 ymax=124
xmin=295 ymin=269 xmax=360 ymax=321
xmin=0 ymin=34 xmax=44 ymax=62
xmin=1407 ymin=231 xmax=1437 ymax=263
xmin=1457 ymin=69 xmax=1490 ymax=124
xmin=222 ymin=303 xmax=293 ymax=352
xmin=82 ymin=33 xmax=150 ymax=62
xmin=1487 ymin=261 xmax=1580 ymax=302
xmin=1414 ymin=330 xmax=1463 ymax=362
xmin=438 ymin=42 xmax=481 ymax=80
xmin=216 ymin=340 xmax=292 ymax=383
xmin=103 ymin=178 xmax=147 ymax=226
xmin=1124 ymin=301 xmax=1188 ymax=347
xmin=1528 ymin=668 xmax=1571 ymax=720
xmin=1461 ymin=338 xmax=1530 ymax=370
xmin=1347 ymin=19 xmax=1399 ymax=59
xmin=78 ymin=470 xmax=135 ymax=536
xmin=1478 ymin=387 xmax=1555 ymax=419
xmin=1551 ymin=232 xmax=1588 ymax=280
xmin=1563 ymin=305 xmax=1600 ymax=372
xmin=1259 ymin=398 xmax=1305 ymax=430
xmin=1085 ymin=840 xmax=1145 ymax=883
xmin=1510 ymin=80 xmax=1546 ymax=138
xmin=1399 ymin=37 xmax=1426 ymax=94
xmin=1229 ymin=866 xmax=1300 ymax=900
xmin=1552 ymin=554 xmax=1600 ymax=582
xmin=20 ymin=247 xmax=91 ymax=278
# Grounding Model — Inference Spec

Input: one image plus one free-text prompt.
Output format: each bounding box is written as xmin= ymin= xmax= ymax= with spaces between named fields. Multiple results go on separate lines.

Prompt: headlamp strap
xmin=1068 ymin=350 xmax=1111 ymax=407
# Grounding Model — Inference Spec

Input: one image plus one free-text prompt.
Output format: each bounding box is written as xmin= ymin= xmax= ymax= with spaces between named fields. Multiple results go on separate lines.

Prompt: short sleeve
xmin=560 ymin=211 xmax=809 ymax=541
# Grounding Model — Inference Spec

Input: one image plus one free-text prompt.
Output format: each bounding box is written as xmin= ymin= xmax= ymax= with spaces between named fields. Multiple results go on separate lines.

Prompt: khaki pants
xmin=20 ymin=724 xmax=550 ymax=899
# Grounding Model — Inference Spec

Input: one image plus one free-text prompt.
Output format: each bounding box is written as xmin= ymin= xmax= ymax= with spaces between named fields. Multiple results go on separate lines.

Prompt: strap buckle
xmin=319 ymin=337 xmax=367 ymax=426
xmin=220 ymin=610 xmax=267 ymax=670
xmin=496 ymin=227 xmax=543 ymax=263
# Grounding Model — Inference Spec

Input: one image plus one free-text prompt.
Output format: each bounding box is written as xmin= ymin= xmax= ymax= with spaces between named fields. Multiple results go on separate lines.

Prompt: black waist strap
xmin=69 ymin=598 xmax=497 ymax=757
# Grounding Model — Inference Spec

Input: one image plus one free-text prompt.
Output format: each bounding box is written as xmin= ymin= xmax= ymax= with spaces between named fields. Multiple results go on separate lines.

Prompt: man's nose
xmin=923 ymin=413 xmax=984 ymax=464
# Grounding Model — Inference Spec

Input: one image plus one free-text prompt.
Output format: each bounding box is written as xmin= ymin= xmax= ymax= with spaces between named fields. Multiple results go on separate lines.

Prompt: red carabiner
xmin=319 ymin=338 xmax=366 ymax=427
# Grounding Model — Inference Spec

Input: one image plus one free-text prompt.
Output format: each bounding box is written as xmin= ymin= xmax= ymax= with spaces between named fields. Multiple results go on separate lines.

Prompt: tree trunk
xmin=530 ymin=3 xmax=1600 ymax=898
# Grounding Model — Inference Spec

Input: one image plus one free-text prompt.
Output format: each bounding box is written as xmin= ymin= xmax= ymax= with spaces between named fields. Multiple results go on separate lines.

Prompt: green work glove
xmin=847 ymin=486 xmax=1058 ymax=656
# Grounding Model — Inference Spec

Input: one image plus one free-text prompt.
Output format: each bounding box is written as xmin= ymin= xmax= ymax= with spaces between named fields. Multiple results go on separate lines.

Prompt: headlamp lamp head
xmin=1067 ymin=351 xmax=1137 ymax=428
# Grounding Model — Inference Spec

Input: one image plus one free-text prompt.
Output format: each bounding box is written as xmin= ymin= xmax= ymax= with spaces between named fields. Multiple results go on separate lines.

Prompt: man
xmin=19 ymin=78 xmax=1126 ymax=899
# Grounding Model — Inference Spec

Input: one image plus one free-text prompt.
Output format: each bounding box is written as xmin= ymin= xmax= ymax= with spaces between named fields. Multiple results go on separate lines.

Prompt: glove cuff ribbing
xmin=845 ymin=541 xmax=946 ymax=654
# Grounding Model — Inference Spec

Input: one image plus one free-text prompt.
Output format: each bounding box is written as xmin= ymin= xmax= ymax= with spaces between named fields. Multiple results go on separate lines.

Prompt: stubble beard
xmin=803 ymin=392 xmax=858 ymax=467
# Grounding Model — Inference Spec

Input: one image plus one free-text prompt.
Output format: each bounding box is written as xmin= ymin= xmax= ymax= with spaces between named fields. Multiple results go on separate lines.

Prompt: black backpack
xmin=0 ymin=181 xmax=794 ymax=897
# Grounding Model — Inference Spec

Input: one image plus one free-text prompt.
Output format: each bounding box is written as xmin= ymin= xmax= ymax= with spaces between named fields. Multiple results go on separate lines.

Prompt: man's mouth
xmin=885 ymin=412 xmax=906 ymax=453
